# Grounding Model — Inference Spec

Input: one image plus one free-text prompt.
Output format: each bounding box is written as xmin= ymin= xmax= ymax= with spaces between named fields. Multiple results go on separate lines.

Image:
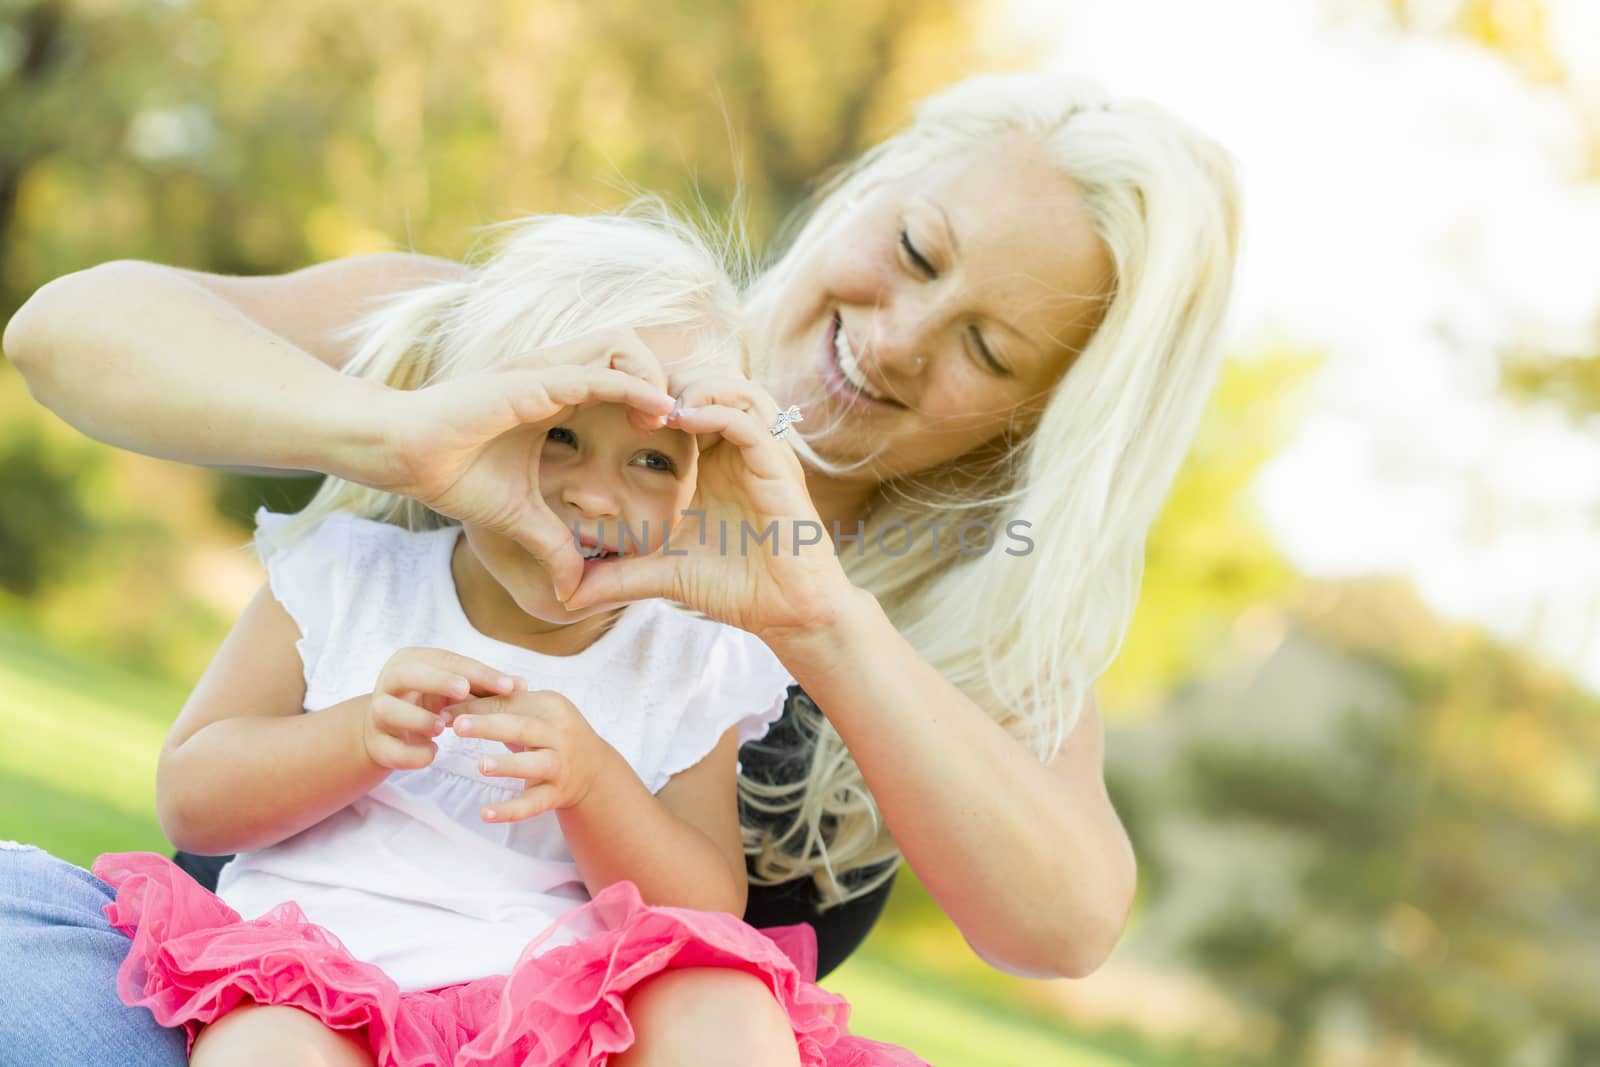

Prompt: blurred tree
xmin=1167 ymin=585 xmax=1600 ymax=1067
xmin=0 ymin=0 xmax=985 ymax=677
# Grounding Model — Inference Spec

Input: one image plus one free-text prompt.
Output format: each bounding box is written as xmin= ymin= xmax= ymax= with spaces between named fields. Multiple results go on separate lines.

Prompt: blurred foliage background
xmin=2 ymin=1 xmax=1597 ymax=1065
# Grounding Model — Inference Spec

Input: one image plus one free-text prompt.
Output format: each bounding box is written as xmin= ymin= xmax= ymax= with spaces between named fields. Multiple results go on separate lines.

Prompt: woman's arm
xmin=770 ymin=602 xmax=1136 ymax=980
xmin=2 ymin=254 xmax=464 ymax=481
xmin=566 ymin=388 xmax=1137 ymax=980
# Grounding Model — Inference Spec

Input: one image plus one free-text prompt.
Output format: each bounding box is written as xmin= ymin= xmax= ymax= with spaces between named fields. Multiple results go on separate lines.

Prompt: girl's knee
xmin=190 ymin=1003 xmax=372 ymax=1067
xmin=614 ymin=968 xmax=801 ymax=1067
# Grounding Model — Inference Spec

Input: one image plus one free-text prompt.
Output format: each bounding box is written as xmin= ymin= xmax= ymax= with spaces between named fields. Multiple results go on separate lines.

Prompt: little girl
xmin=90 ymin=210 xmax=924 ymax=1066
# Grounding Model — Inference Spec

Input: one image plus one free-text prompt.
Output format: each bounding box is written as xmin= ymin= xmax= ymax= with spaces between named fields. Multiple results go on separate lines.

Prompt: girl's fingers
xmin=385 ymin=654 xmax=522 ymax=701
xmin=482 ymin=785 xmax=560 ymax=823
xmin=449 ymin=710 xmax=553 ymax=749
xmin=372 ymin=693 xmax=446 ymax=737
xmin=366 ymin=730 xmax=437 ymax=771
xmin=477 ymin=749 xmax=559 ymax=783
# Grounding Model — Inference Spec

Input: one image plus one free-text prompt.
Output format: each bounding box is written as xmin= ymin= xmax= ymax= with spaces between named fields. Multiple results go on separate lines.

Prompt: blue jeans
xmin=0 ymin=841 xmax=187 ymax=1066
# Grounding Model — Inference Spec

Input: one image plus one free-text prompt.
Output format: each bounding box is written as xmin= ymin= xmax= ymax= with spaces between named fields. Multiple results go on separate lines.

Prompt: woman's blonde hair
xmin=257 ymin=202 xmax=746 ymax=554
xmin=739 ymin=71 xmax=1242 ymax=906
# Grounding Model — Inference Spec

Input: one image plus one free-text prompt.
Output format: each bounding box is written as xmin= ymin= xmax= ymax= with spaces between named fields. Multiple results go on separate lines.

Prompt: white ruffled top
xmin=214 ymin=508 xmax=791 ymax=992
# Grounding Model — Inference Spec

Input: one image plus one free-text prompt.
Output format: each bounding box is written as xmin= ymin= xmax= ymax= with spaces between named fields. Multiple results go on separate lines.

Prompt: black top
xmin=172 ymin=687 xmax=894 ymax=980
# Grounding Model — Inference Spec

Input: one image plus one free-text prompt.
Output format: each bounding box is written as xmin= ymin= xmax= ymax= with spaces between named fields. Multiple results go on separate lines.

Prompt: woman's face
xmin=763 ymin=134 xmax=1115 ymax=481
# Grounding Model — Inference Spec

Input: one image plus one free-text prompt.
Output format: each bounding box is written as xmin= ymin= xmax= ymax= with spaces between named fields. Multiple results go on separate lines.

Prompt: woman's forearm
xmin=3 ymin=261 xmax=393 ymax=483
xmin=158 ymin=696 xmax=389 ymax=855
xmin=766 ymin=587 xmax=1137 ymax=979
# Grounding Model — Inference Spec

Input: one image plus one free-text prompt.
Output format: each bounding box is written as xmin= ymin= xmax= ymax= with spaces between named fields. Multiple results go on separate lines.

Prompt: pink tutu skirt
xmin=91 ymin=852 xmax=926 ymax=1066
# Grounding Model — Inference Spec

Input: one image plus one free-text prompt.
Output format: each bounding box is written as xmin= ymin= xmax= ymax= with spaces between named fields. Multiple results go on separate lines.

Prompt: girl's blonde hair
xmin=257 ymin=202 xmax=746 ymax=555
xmin=739 ymin=71 xmax=1242 ymax=906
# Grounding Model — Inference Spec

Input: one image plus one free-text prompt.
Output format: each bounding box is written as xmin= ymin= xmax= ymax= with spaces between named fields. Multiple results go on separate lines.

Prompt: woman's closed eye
xmin=900 ymin=228 xmax=1010 ymax=378
xmin=899 ymin=228 xmax=937 ymax=279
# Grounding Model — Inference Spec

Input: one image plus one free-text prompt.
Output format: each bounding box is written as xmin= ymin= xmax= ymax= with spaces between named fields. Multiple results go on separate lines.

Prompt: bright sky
xmin=999 ymin=0 xmax=1600 ymax=689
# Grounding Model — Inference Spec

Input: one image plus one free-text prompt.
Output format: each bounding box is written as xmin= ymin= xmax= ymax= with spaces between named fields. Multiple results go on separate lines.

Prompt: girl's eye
xmin=632 ymin=451 xmax=677 ymax=475
xmin=899 ymin=228 xmax=937 ymax=279
xmin=546 ymin=427 xmax=577 ymax=447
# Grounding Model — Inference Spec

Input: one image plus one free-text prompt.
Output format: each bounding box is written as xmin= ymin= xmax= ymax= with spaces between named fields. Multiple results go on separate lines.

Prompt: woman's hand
xmin=447 ymin=690 xmax=619 ymax=823
xmin=562 ymin=375 xmax=858 ymax=640
xmin=365 ymin=647 xmax=525 ymax=771
xmin=367 ymin=328 xmax=679 ymax=600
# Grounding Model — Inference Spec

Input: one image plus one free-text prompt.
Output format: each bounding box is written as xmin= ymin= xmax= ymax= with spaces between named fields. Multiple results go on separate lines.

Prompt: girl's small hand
xmin=366 ymin=648 xmax=525 ymax=771
xmin=448 ymin=690 xmax=615 ymax=822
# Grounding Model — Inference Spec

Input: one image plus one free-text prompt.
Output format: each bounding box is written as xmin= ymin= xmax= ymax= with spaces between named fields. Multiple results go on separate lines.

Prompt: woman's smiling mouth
xmin=819 ymin=312 xmax=905 ymax=410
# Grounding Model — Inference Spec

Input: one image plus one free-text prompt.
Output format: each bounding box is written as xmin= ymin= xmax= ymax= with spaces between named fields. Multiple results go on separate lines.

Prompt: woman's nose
xmin=867 ymin=302 xmax=934 ymax=378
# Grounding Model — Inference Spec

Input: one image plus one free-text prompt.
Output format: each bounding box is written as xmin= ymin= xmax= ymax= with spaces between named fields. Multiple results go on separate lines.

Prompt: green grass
xmin=0 ymin=617 xmax=1233 ymax=1067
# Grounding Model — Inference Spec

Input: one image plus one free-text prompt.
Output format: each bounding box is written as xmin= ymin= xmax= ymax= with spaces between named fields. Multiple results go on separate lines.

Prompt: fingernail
xmin=481 ymin=757 xmax=497 ymax=773
xmin=452 ymin=678 xmax=469 ymax=695
xmin=455 ymin=716 xmax=473 ymax=732
xmin=439 ymin=710 xmax=454 ymax=726
xmin=482 ymin=808 xmax=497 ymax=821
xmin=497 ymin=676 xmax=514 ymax=691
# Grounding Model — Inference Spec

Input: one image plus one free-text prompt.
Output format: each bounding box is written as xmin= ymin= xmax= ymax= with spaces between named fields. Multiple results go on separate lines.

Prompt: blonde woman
xmin=1 ymin=71 xmax=1239 ymax=1065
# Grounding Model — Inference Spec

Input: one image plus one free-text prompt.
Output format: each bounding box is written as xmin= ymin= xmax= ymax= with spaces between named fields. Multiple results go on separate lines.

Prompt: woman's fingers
xmin=670 ymin=403 xmax=804 ymax=480
xmin=503 ymin=496 xmax=587 ymax=600
xmin=501 ymin=327 xmax=671 ymax=395
xmin=562 ymin=551 xmax=680 ymax=613
xmin=674 ymin=375 xmax=785 ymax=426
xmin=498 ymin=365 xmax=677 ymax=429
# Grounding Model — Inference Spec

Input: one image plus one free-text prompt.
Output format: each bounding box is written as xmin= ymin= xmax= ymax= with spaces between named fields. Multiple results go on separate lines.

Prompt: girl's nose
xmin=558 ymin=466 xmax=622 ymax=519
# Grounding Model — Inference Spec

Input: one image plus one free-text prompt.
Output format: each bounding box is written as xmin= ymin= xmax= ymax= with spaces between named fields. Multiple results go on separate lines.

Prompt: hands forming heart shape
xmin=364 ymin=327 xmax=852 ymax=639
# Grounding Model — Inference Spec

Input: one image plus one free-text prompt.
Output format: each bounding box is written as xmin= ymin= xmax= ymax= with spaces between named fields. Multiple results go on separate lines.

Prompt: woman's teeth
xmin=833 ymin=319 xmax=891 ymax=402
xmin=577 ymin=544 xmax=612 ymax=560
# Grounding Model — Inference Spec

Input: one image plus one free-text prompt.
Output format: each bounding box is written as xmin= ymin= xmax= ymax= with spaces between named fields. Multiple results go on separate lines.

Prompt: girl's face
xmin=463 ymin=402 xmax=698 ymax=627
xmin=762 ymin=134 xmax=1116 ymax=481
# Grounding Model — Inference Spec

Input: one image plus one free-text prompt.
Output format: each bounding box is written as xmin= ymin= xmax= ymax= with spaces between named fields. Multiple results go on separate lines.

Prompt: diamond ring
xmin=768 ymin=404 xmax=804 ymax=438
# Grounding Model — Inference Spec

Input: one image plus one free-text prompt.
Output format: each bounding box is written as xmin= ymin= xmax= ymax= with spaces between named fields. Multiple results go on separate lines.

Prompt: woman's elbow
xmin=4 ymin=262 xmax=127 ymax=383
xmin=1058 ymin=843 xmax=1139 ymax=979
xmin=3 ymin=278 xmax=61 ymax=381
